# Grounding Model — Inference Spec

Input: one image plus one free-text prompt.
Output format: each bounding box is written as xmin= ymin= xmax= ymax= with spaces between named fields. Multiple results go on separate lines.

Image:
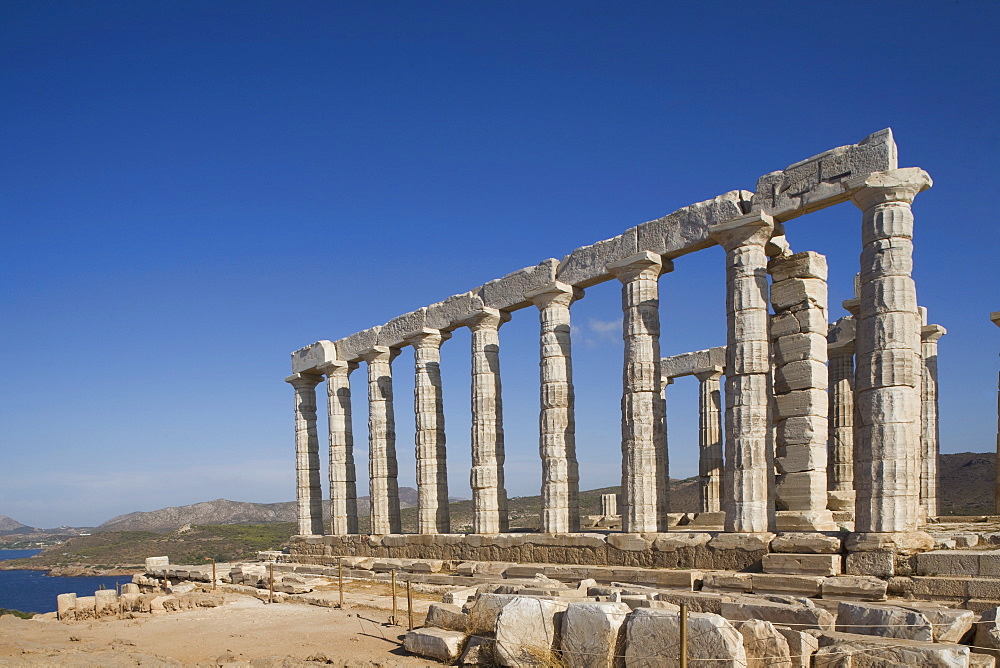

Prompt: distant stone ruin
xmin=286 ymin=130 xmax=943 ymax=560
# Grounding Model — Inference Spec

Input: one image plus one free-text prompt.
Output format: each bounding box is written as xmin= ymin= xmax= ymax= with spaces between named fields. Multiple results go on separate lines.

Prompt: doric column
xmin=361 ymin=346 xmax=402 ymax=535
xmin=286 ymin=372 xmax=324 ymax=536
xmin=608 ymin=251 xmax=672 ymax=533
xmin=709 ymin=213 xmax=775 ymax=533
xmin=993 ymin=312 xmax=1000 ymax=513
xmin=528 ymin=282 xmax=583 ymax=533
xmin=827 ymin=316 xmax=857 ymax=511
xmin=694 ymin=368 xmax=724 ymax=514
xmin=920 ymin=318 xmax=946 ymax=519
xmin=407 ymin=329 xmax=451 ymax=534
xmin=467 ymin=308 xmax=511 ymax=534
xmin=850 ymin=168 xmax=932 ymax=533
xmin=319 ymin=361 xmax=359 ymax=535
xmin=769 ymin=251 xmax=837 ymax=531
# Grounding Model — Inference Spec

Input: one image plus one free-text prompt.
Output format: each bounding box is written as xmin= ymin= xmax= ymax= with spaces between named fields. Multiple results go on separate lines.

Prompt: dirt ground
xmin=0 ymin=586 xmax=444 ymax=667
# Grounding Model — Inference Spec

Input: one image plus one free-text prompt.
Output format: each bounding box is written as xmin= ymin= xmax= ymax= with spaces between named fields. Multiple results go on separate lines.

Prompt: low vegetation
xmin=0 ymin=608 xmax=35 ymax=619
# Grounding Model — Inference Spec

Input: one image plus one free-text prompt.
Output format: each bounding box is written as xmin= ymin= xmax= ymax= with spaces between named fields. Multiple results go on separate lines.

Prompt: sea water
xmin=0 ymin=549 xmax=133 ymax=614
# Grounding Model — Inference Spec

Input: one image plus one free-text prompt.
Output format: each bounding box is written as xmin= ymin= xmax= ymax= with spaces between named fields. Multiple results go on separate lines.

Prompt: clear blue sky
xmin=2 ymin=1 xmax=998 ymax=528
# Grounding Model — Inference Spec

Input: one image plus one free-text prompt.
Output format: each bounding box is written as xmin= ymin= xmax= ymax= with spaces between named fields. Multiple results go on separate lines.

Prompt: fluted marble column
xmin=361 ymin=346 xmax=402 ymax=535
xmin=468 ymin=308 xmax=510 ymax=534
xmin=920 ymin=320 xmax=946 ymax=519
xmin=709 ymin=213 xmax=775 ymax=533
xmin=695 ymin=368 xmax=724 ymax=514
xmin=608 ymin=251 xmax=672 ymax=533
xmin=827 ymin=316 xmax=856 ymax=511
xmin=408 ymin=329 xmax=451 ymax=534
xmin=528 ymin=282 xmax=583 ymax=533
xmin=850 ymin=168 xmax=932 ymax=533
xmin=319 ymin=361 xmax=359 ymax=535
xmin=286 ymin=372 xmax=324 ymax=536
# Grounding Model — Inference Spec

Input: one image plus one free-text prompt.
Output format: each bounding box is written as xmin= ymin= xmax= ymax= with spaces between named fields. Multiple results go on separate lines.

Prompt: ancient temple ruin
xmin=285 ymin=130 xmax=947 ymax=569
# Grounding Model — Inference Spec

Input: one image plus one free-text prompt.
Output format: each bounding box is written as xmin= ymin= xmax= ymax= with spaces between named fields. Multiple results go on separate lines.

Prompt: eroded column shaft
xmin=530 ymin=282 xmax=582 ymax=533
xmin=411 ymin=330 xmax=451 ymax=534
xmin=468 ymin=309 xmax=509 ymax=534
xmin=710 ymin=214 xmax=775 ymax=533
xmin=828 ymin=338 xmax=856 ymax=496
xmin=287 ymin=373 xmax=324 ymax=536
xmin=363 ymin=346 xmax=401 ymax=535
xmin=323 ymin=362 xmax=359 ymax=535
xmin=609 ymin=252 xmax=670 ymax=533
xmin=920 ymin=323 xmax=945 ymax=518
xmin=851 ymin=168 xmax=932 ymax=533
xmin=696 ymin=370 xmax=724 ymax=514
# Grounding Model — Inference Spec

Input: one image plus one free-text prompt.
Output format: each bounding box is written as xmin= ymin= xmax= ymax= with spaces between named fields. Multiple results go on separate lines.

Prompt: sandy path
xmin=0 ymin=594 xmax=442 ymax=667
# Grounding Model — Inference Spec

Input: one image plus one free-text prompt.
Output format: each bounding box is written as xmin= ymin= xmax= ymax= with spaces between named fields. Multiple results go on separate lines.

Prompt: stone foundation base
xmin=289 ymin=531 xmax=778 ymax=572
xmin=775 ymin=510 xmax=839 ymax=531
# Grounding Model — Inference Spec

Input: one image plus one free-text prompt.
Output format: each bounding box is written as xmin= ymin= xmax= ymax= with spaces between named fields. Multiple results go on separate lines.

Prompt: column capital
xmin=828 ymin=316 xmax=856 ymax=355
xmin=849 ymin=167 xmax=932 ymax=211
xmin=693 ymin=367 xmax=724 ymax=382
xmin=358 ymin=346 xmax=401 ymax=363
xmin=607 ymin=251 xmax=673 ymax=282
xmin=404 ymin=328 xmax=452 ymax=349
xmin=316 ymin=360 xmax=358 ymax=377
xmin=921 ymin=324 xmax=947 ymax=342
xmin=708 ymin=212 xmax=776 ymax=251
xmin=286 ymin=372 xmax=323 ymax=389
xmin=465 ymin=307 xmax=512 ymax=332
xmin=526 ymin=281 xmax=584 ymax=309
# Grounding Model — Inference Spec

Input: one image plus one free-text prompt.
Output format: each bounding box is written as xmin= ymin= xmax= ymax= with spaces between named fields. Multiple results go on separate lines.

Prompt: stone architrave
xmin=920 ymin=318 xmax=945 ymax=519
xmin=318 ymin=361 xmax=360 ymax=535
xmin=467 ymin=308 xmax=511 ymax=534
xmin=527 ymin=281 xmax=583 ymax=533
xmin=993 ymin=312 xmax=1000 ymax=513
xmin=709 ymin=213 xmax=776 ymax=533
xmin=768 ymin=250 xmax=837 ymax=531
xmin=407 ymin=329 xmax=451 ymax=534
xmin=849 ymin=168 xmax=932 ymax=533
xmin=695 ymin=367 xmax=725 ymax=513
xmin=608 ymin=251 xmax=672 ymax=533
xmin=827 ymin=316 xmax=856 ymax=511
xmin=286 ymin=372 xmax=325 ymax=536
xmin=361 ymin=346 xmax=402 ymax=535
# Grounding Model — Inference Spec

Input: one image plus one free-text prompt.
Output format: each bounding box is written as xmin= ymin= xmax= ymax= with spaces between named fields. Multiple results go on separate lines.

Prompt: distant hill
xmin=939 ymin=451 xmax=996 ymax=515
xmin=83 ymin=451 xmax=1000 ymax=532
xmin=97 ymin=488 xmax=421 ymax=532
xmin=0 ymin=516 xmax=33 ymax=535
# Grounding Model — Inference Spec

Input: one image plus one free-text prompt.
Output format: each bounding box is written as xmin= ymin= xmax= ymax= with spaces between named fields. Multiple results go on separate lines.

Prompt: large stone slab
xmin=403 ymin=627 xmax=467 ymax=663
xmin=494 ymin=596 xmax=568 ymax=666
xmin=636 ymin=191 xmax=749 ymax=259
xmin=624 ymin=607 xmax=747 ymax=667
xmin=661 ymin=347 xmax=726 ymax=379
xmin=722 ymin=597 xmax=834 ymax=631
xmin=752 ymin=129 xmax=898 ymax=222
xmin=810 ymin=630 xmax=969 ymax=667
xmin=290 ymin=340 xmax=337 ymax=373
xmin=424 ymin=602 xmax=468 ymax=632
xmin=821 ymin=576 xmax=887 ymax=601
xmin=835 ymin=601 xmax=933 ymax=641
xmin=770 ymin=532 xmax=843 ymax=554
xmin=762 ymin=553 xmax=841 ymax=576
xmin=560 ymin=601 xmax=630 ymax=668
xmin=424 ymin=291 xmax=485 ymax=331
xmin=975 ymin=606 xmax=1000 ymax=660
xmin=556 ymin=228 xmax=637 ymax=288
xmin=465 ymin=593 xmax=518 ymax=635
xmin=737 ymin=619 xmax=792 ymax=668
xmin=478 ymin=259 xmax=559 ymax=312
xmin=774 ymin=625 xmax=818 ymax=668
